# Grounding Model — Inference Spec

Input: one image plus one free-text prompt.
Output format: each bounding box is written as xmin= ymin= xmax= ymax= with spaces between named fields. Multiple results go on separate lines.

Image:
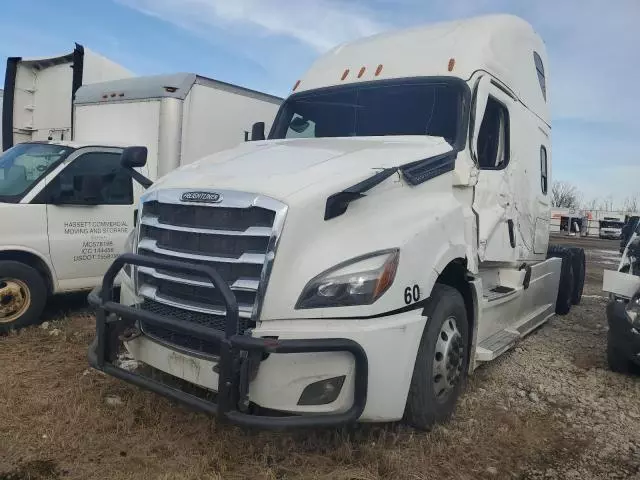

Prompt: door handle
xmin=507 ymin=219 xmax=516 ymax=248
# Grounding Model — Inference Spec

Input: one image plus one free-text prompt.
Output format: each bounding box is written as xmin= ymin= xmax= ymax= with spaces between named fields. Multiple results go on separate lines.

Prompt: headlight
xmin=296 ymin=250 xmax=399 ymax=309
xmin=626 ymin=293 xmax=640 ymax=326
xmin=123 ymin=229 xmax=136 ymax=277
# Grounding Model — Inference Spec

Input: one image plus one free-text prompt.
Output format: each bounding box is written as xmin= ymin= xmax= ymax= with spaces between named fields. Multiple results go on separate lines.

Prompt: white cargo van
xmin=2 ymin=43 xmax=132 ymax=150
xmin=0 ymin=75 xmax=281 ymax=333
xmin=89 ymin=15 xmax=585 ymax=429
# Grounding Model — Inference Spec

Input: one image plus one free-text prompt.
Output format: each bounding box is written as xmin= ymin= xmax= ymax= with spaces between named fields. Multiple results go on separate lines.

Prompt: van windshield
xmin=0 ymin=143 xmax=74 ymax=203
xmin=270 ymin=79 xmax=465 ymax=145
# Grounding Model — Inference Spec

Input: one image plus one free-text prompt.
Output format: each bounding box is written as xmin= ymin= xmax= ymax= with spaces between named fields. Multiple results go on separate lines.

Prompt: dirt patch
xmin=1 ymin=237 xmax=639 ymax=479
xmin=0 ymin=460 xmax=59 ymax=480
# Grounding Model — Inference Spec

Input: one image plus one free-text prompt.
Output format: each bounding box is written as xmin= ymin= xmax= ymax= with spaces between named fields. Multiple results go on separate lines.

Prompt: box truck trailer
xmin=2 ymin=43 xmax=132 ymax=151
xmin=88 ymin=14 xmax=586 ymax=430
xmin=73 ymin=73 xmax=283 ymax=180
xmin=0 ymin=75 xmax=282 ymax=333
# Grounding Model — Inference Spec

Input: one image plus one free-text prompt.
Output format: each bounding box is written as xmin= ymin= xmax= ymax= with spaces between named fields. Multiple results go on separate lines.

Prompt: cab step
xmin=483 ymin=285 xmax=516 ymax=302
xmin=475 ymin=328 xmax=519 ymax=362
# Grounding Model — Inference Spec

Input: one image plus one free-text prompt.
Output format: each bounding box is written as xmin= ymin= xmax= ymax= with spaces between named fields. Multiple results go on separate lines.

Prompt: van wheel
xmin=404 ymin=284 xmax=468 ymax=430
xmin=569 ymin=247 xmax=586 ymax=305
xmin=0 ymin=261 xmax=47 ymax=333
xmin=546 ymin=245 xmax=575 ymax=315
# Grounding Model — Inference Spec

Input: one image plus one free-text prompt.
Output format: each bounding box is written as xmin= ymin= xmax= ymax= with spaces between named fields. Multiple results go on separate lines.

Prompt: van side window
xmin=45 ymin=152 xmax=133 ymax=205
xmin=477 ymin=97 xmax=510 ymax=169
xmin=540 ymin=146 xmax=548 ymax=194
xmin=534 ymin=52 xmax=546 ymax=101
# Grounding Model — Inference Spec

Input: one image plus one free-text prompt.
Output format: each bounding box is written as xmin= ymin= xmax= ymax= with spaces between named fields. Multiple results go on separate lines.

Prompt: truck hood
xmin=152 ymin=136 xmax=453 ymax=201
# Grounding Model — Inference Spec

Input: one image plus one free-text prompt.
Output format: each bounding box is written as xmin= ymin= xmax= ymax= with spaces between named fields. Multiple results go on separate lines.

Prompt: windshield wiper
xmin=324 ymin=151 xmax=456 ymax=220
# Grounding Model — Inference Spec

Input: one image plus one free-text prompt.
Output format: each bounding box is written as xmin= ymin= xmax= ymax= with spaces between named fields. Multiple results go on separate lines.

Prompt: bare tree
xmin=584 ymin=197 xmax=599 ymax=211
xmin=551 ymin=181 xmax=581 ymax=208
xmin=622 ymin=195 xmax=639 ymax=214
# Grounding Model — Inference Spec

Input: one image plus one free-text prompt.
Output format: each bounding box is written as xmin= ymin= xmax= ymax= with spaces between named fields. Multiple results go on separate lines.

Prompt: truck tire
xmin=607 ymin=332 xmax=631 ymax=374
xmin=404 ymin=284 xmax=469 ymax=430
xmin=568 ymin=247 xmax=586 ymax=305
xmin=546 ymin=245 xmax=574 ymax=316
xmin=0 ymin=261 xmax=48 ymax=333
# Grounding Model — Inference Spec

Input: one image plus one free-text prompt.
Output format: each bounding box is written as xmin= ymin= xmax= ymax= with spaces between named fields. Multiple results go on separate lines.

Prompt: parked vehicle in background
xmin=0 ymin=75 xmax=281 ymax=333
xmin=603 ymin=222 xmax=640 ymax=372
xmin=2 ymin=43 xmax=132 ymax=150
xmin=599 ymin=217 xmax=625 ymax=240
xmin=73 ymin=73 xmax=282 ymax=179
xmin=89 ymin=14 xmax=585 ymax=430
xmin=0 ymin=142 xmax=148 ymax=333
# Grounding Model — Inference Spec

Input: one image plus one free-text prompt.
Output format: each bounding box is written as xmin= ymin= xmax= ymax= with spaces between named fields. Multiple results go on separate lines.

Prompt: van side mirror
xmin=121 ymin=146 xmax=148 ymax=168
xmin=251 ymin=122 xmax=266 ymax=141
xmin=120 ymin=146 xmax=153 ymax=189
xmin=470 ymin=76 xmax=491 ymax=164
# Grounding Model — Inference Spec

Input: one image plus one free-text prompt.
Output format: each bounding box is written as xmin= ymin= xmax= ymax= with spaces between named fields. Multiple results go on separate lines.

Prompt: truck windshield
xmin=0 ymin=143 xmax=74 ymax=202
xmin=270 ymin=79 xmax=465 ymax=145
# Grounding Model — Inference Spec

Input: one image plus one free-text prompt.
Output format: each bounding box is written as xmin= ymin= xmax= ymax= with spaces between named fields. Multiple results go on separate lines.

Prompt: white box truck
xmin=2 ymin=43 xmax=132 ymax=150
xmin=0 ymin=75 xmax=281 ymax=333
xmin=73 ymin=73 xmax=283 ymax=179
xmin=88 ymin=15 xmax=585 ymax=430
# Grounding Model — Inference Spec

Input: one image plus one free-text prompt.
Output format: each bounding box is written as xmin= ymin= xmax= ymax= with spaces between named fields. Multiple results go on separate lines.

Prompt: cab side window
xmin=477 ymin=97 xmax=510 ymax=170
xmin=540 ymin=146 xmax=548 ymax=194
xmin=45 ymin=152 xmax=133 ymax=205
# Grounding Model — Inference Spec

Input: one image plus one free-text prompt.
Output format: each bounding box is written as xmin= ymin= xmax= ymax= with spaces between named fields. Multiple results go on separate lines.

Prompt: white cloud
xmin=116 ymin=0 xmax=387 ymax=52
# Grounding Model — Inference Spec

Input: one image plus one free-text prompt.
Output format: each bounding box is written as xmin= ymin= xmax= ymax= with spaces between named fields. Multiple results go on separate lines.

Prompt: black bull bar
xmin=88 ymin=253 xmax=368 ymax=429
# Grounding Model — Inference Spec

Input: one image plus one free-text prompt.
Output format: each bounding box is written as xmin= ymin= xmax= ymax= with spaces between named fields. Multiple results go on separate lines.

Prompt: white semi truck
xmin=2 ymin=43 xmax=132 ymax=150
xmin=88 ymin=15 xmax=585 ymax=429
xmin=0 ymin=74 xmax=281 ymax=333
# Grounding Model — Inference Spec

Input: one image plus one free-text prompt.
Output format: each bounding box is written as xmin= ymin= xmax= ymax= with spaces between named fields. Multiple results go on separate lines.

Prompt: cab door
xmin=40 ymin=148 xmax=134 ymax=288
xmin=470 ymin=75 xmax=524 ymax=263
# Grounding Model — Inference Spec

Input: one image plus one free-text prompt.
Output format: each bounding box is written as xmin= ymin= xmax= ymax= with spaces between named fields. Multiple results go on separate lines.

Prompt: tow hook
xmin=238 ymin=350 xmax=262 ymax=412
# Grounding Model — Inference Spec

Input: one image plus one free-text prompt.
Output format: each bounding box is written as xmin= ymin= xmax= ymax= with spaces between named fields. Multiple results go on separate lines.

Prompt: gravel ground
xmin=1 ymin=235 xmax=639 ymax=479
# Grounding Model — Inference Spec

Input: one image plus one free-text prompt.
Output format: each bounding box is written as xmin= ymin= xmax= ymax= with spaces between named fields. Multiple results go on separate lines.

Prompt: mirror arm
xmin=126 ymin=167 xmax=153 ymax=189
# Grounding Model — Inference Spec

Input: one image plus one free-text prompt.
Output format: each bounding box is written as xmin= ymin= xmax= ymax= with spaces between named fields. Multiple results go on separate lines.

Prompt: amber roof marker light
xmin=375 ymin=64 xmax=384 ymax=76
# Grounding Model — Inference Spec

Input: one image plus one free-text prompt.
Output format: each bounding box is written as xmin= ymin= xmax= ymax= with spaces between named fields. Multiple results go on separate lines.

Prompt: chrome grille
xmin=134 ymin=189 xmax=287 ymax=356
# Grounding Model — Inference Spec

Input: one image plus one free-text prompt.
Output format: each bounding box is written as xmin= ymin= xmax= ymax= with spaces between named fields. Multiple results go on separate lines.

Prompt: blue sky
xmin=1 ymin=0 xmax=638 ymax=207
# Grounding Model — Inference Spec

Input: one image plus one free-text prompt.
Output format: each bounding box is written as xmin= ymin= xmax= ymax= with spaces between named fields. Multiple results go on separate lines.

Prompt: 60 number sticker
xmin=404 ymin=285 xmax=420 ymax=304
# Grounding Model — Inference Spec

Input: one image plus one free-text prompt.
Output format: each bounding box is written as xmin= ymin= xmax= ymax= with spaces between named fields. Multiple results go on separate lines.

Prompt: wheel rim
xmin=0 ymin=278 xmax=31 ymax=323
xmin=432 ymin=316 xmax=465 ymax=401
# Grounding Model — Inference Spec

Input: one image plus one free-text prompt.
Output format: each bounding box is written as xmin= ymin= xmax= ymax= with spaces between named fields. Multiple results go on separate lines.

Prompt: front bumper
xmin=88 ymin=253 xmax=369 ymax=429
xmin=607 ymin=300 xmax=640 ymax=364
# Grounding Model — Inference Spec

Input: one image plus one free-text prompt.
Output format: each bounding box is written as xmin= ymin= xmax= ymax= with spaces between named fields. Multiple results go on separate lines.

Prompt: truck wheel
xmin=0 ymin=261 xmax=47 ymax=333
xmin=569 ymin=247 xmax=586 ymax=305
xmin=546 ymin=245 xmax=575 ymax=316
xmin=404 ymin=284 xmax=468 ymax=430
xmin=607 ymin=332 xmax=631 ymax=374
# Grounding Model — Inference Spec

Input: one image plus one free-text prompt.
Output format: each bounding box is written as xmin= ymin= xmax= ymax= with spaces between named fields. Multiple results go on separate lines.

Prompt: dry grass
xmin=0 ymin=312 xmax=587 ymax=480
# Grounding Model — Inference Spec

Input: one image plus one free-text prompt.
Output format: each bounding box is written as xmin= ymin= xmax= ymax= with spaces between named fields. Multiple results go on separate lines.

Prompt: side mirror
xmin=251 ymin=122 xmax=266 ymax=141
xmin=121 ymin=146 xmax=148 ymax=168
xmin=470 ymin=75 xmax=491 ymax=163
